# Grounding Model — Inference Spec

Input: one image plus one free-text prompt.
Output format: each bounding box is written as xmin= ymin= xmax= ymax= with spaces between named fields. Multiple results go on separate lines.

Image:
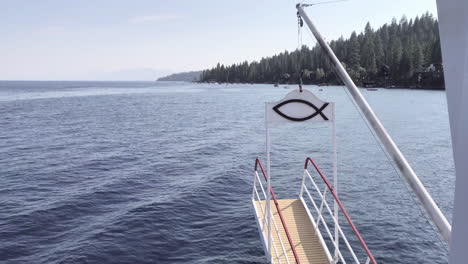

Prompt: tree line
xmin=200 ymin=13 xmax=444 ymax=89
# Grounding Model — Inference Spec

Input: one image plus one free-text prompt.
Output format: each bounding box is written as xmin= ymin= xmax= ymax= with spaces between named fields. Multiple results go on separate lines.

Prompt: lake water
xmin=0 ymin=81 xmax=454 ymax=263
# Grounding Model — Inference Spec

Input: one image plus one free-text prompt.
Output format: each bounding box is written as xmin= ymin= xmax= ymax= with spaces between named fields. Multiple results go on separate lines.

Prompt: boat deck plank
xmin=255 ymin=199 xmax=329 ymax=264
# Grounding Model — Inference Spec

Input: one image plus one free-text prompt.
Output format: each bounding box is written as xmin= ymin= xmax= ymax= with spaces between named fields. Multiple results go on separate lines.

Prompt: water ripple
xmin=0 ymin=81 xmax=454 ymax=263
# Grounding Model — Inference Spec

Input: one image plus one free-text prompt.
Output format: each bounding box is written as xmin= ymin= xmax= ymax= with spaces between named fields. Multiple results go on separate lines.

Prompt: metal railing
xmin=301 ymin=157 xmax=377 ymax=264
xmin=252 ymin=158 xmax=301 ymax=264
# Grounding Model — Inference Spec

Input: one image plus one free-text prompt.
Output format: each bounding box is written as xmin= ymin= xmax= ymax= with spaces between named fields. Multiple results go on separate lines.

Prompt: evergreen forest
xmin=200 ymin=13 xmax=444 ymax=89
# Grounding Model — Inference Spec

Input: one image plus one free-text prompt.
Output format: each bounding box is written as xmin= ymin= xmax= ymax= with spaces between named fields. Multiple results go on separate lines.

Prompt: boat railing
xmin=252 ymin=158 xmax=300 ymax=264
xmin=301 ymin=157 xmax=377 ymax=264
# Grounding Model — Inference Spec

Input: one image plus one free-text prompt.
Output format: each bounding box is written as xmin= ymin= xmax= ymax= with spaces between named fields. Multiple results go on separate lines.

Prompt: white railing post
xmin=332 ymin=108 xmax=339 ymax=262
xmin=304 ymin=169 xmax=362 ymax=263
xmin=252 ymin=171 xmax=257 ymax=200
xmin=265 ymin=103 xmax=272 ymax=261
xmin=300 ymin=170 xmax=307 ymax=197
xmin=316 ymin=186 xmax=328 ymax=227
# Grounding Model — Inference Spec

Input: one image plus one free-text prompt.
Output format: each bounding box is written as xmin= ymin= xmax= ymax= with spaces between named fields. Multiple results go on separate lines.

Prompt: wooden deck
xmin=254 ymin=199 xmax=329 ymax=264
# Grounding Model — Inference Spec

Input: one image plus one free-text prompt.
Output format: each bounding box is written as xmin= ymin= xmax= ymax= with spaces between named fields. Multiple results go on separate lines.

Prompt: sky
xmin=0 ymin=0 xmax=438 ymax=80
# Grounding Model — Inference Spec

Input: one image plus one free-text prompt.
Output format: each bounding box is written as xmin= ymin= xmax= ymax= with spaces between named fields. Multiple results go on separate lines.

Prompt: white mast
xmin=296 ymin=4 xmax=452 ymax=243
xmin=436 ymin=0 xmax=468 ymax=262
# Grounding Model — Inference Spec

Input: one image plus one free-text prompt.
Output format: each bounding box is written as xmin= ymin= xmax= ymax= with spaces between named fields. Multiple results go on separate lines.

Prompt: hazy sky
xmin=1 ymin=0 xmax=437 ymax=80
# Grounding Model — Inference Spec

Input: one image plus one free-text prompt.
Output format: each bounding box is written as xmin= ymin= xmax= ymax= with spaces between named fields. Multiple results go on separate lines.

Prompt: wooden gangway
xmin=252 ymin=158 xmax=377 ymax=264
xmin=254 ymin=199 xmax=328 ymax=263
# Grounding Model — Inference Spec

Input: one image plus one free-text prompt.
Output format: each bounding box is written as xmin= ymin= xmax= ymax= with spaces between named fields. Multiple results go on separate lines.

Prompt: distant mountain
xmin=158 ymin=71 xmax=202 ymax=82
xmin=84 ymin=68 xmax=171 ymax=81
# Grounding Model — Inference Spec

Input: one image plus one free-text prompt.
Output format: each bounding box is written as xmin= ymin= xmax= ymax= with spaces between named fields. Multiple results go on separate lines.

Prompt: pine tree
xmin=413 ymin=42 xmax=425 ymax=71
xmin=374 ymin=34 xmax=385 ymax=68
xmin=361 ymin=23 xmax=377 ymax=74
xmin=348 ymin=31 xmax=361 ymax=71
xmin=432 ymin=39 xmax=442 ymax=65
xmin=400 ymin=47 xmax=414 ymax=81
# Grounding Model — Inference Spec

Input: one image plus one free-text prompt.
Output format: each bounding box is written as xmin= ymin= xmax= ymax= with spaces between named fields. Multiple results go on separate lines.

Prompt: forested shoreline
xmin=200 ymin=13 xmax=444 ymax=89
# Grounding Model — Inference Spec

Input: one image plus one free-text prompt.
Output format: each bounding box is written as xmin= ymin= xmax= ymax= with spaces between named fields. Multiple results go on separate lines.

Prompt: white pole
xmin=265 ymin=103 xmax=272 ymax=262
xmin=332 ymin=104 xmax=339 ymax=260
xmin=297 ymin=4 xmax=451 ymax=243
xmin=436 ymin=0 xmax=468 ymax=261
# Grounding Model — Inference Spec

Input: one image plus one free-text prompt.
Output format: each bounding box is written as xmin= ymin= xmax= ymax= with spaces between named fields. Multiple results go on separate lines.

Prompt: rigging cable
xmin=298 ymin=11 xmax=303 ymax=48
xmin=297 ymin=11 xmax=304 ymax=92
xmin=301 ymin=0 xmax=349 ymax=7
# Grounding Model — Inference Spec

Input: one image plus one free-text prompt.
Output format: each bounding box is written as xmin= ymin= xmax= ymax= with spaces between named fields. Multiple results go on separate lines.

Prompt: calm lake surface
xmin=0 ymin=81 xmax=454 ymax=263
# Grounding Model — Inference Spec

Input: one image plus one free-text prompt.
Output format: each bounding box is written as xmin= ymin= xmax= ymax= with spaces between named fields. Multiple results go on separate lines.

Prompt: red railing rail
xmin=255 ymin=158 xmax=301 ymax=264
xmin=304 ymin=157 xmax=377 ymax=264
